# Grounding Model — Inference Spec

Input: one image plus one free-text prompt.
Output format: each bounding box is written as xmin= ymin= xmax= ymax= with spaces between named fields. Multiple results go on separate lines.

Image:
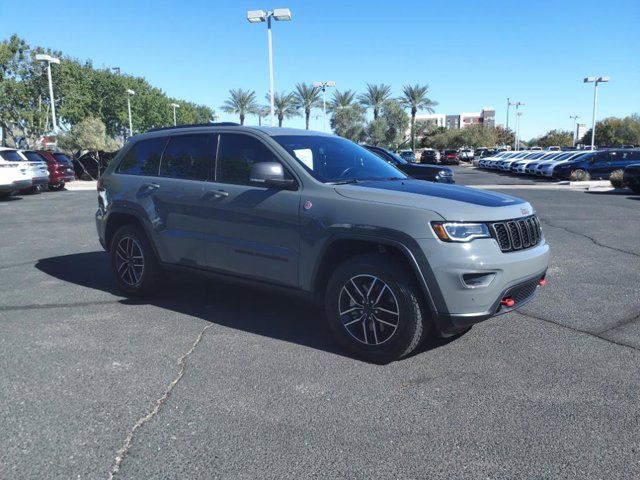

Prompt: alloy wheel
xmin=115 ymin=236 xmax=145 ymax=287
xmin=338 ymin=274 xmax=399 ymax=345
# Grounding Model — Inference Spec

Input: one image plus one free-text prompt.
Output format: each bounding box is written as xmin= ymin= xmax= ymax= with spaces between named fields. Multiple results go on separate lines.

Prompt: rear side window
xmin=0 ymin=150 xmax=23 ymax=162
xmin=216 ymin=134 xmax=282 ymax=186
xmin=22 ymin=151 xmax=46 ymax=162
xmin=159 ymin=134 xmax=216 ymax=181
xmin=52 ymin=153 xmax=72 ymax=164
xmin=118 ymin=137 xmax=167 ymax=176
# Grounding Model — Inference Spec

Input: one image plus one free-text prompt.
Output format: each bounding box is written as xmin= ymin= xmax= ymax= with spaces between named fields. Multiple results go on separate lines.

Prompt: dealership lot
xmin=1 ymin=171 xmax=639 ymax=479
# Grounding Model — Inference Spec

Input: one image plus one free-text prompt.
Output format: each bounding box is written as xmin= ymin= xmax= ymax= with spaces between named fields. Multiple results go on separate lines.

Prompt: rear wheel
xmin=0 ymin=191 xmax=11 ymax=200
xmin=49 ymin=182 xmax=65 ymax=191
xmin=325 ymin=254 xmax=430 ymax=363
xmin=110 ymin=224 xmax=161 ymax=295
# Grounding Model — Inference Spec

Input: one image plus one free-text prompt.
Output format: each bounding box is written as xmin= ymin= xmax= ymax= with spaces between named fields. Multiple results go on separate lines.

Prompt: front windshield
xmin=273 ymin=135 xmax=408 ymax=183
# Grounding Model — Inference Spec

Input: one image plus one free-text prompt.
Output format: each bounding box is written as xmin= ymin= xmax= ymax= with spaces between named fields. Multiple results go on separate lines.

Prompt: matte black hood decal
xmin=351 ymin=179 xmax=525 ymax=207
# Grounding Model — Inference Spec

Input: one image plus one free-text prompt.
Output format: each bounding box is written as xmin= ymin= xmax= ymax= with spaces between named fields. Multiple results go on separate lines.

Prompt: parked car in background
xmin=37 ymin=150 xmax=76 ymax=190
xmin=0 ymin=148 xmax=32 ymax=199
xmin=526 ymin=151 xmax=585 ymax=175
xmin=547 ymin=146 xmax=561 ymax=151
xmin=623 ymin=164 xmax=640 ymax=193
xmin=458 ymin=148 xmax=474 ymax=162
xmin=398 ymin=150 xmax=417 ymax=163
xmin=420 ymin=149 xmax=439 ymax=164
xmin=365 ymin=145 xmax=454 ymax=183
xmin=17 ymin=150 xmax=49 ymax=193
xmin=553 ymin=149 xmax=640 ymax=180
xmin=510 ymin=152 xmax=560 ymax=174
xmin=441 ymin=149 xmax=460 ymax=165
xmin=529 ymin=146 xmax=542 ymax=151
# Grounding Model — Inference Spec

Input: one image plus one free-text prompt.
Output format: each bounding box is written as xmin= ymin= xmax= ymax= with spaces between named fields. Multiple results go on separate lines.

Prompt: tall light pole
xmin=515 ymin=111 xmax=523 ymax=150
xmin=247 ymin=8 xmax=292 ymax=127
xmin=170 ymin=103 xmax=180 ymax=126
xmin=126 ymin=89 xmax=135 ymax=137
xmin=510 ymin=101 xmax=524 ymax=150
xmin=35 ymin=54 xmax=60 ymax=132
xmin=506 ymin=97 xmax=512 ymax=131
xmin=584 ymin=76 xmax=609 ymax=150
xmin=313 ymin=81 xmax=336 ymax=132
xmin=569 ymin=115 xmax=580 ymax=145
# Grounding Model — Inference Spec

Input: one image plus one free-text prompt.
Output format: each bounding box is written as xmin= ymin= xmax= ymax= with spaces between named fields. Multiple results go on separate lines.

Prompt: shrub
xmin=609 ymin=169 xmax=625 ymax=188
xmin=569 ymin=169 xmax=591 ymax=182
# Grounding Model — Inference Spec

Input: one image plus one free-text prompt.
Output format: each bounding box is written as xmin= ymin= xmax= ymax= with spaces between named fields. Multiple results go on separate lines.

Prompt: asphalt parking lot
xmin=1 ymin=170 xmax=639 ymax=479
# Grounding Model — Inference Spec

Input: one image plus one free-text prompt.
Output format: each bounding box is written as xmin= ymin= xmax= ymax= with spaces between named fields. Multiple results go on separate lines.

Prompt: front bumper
xmin=415 ymin=237 xmax=550 ymax=335
xmin=31 ymin=176 xmax=50 ymax=187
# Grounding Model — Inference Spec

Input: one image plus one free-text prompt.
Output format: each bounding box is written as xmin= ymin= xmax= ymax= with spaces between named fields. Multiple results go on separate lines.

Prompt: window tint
xmin=23 ymin=151 xmax=46 ymax=162
xmin=118 ymin=137 xmax=167 ymax=176
xmin=52 ymin=153 xmax=72 ymax=164
xmin=216 ymin=134 xmax=283 ymax=185
xmin=159 ymin=134 xmax=216 ymax=181
xmin=0 ymin=150 xmax=23 ymax=162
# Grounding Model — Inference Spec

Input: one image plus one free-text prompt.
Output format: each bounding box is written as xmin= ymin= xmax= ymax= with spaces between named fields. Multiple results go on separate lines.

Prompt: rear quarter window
xmin=0 ymin=150 xmax=24 ymax=162
xmin=117 ymin=137 xmax=167 ymax=176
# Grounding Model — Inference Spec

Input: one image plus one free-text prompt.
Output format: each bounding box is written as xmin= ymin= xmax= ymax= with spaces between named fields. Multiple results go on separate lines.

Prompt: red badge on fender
xmin=303 ymin=201 xmax=313 ymax=211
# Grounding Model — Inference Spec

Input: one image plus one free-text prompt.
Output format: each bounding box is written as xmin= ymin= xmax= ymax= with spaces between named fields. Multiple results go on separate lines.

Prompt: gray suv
xmin=96 ymin=124 xmax=549 ymax=363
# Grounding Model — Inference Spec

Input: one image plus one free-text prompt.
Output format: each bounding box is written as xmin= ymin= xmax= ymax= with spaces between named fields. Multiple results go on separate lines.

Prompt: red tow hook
xmin=500 ymin=298 xmax=515 ymax=308
xmin=538 ymin=278 xmax=547 ymax=286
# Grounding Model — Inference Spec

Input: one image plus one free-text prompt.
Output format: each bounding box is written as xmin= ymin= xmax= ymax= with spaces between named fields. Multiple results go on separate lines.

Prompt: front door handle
xmin=142 ymin=182 xmax=160 ymax=190
xmin=211 ymin=190 xmax=229 ymax=198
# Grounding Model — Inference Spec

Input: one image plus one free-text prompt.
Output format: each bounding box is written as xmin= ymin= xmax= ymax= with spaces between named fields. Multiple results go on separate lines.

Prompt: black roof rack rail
xmin=146 ymin=122 xmax=240 ymax=133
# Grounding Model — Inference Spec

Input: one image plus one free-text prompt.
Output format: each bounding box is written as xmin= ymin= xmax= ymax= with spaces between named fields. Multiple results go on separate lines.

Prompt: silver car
xmin=96 ymin=125 xmax=549 ymax=363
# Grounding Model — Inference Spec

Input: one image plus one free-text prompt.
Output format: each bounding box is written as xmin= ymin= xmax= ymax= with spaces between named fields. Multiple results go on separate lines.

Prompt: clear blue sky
xmin=1 ymin=0 xmax=638 ymax=139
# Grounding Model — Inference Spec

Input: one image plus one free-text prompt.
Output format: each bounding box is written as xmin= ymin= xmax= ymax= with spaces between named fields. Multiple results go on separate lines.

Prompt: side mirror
xmin=249 ymin=162 xmax=296 ymax=189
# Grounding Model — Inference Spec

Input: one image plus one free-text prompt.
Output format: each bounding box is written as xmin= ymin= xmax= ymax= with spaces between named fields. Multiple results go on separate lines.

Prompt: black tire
xmin=0 ymin=191 xmax=11 ymax=200
xmin=110 ymin=224 xmax=162 ymax=295
xmin=19 ymin=186 xmax=40 ymax=195
xmin=325 ymin=253 xmax=430 ymax=363
xmin=49 ymin=182 xmax=65 ymax=191
xmin=632 ymin=184 xmax=640 ymax=195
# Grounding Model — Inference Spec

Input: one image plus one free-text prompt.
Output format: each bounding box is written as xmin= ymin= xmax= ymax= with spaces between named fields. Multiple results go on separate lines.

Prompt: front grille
xmin=490 ymin=215 xmax=541 ymax=252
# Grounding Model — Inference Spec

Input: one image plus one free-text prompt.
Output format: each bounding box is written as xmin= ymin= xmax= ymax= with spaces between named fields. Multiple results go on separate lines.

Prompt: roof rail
xmin=146 ymin=122 xmax=240 ymax=133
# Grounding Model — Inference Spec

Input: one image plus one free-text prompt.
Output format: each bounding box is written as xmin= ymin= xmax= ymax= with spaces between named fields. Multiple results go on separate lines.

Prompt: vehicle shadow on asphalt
xmin=35 ymin=251 xmax=460 ymax=363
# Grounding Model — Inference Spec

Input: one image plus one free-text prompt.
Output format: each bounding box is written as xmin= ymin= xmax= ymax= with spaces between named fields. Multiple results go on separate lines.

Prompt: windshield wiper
xmin=329 ymin=178 xmax=360 ymax=185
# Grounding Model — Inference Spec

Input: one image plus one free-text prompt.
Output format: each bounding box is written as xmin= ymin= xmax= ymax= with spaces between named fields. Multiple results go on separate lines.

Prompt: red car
xmin=442 ymin=149 xmax=460 ymax=165
xmin=37 ymin=150 xmax=76 ymax=190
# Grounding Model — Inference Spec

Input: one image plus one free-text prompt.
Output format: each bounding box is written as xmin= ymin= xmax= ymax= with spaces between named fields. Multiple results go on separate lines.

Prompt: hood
xmin=334 ymin=179 xmax=532 ymax=221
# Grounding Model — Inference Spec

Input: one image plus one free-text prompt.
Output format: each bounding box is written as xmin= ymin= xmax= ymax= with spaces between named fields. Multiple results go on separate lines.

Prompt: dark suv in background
xmin=553 ymin=149 xmax=640 ymax=180
xmin=96 ymin=124 xmax=549 ymax=363
xmin=364 ymin=145 xmax=454 ymax=183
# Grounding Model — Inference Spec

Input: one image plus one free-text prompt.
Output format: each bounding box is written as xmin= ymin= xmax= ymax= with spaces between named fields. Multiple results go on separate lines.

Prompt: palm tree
xmin=292 ymin=83 xmax=321 ymax=129
xmin=255 ymin=105 xmax=270 ymax=126
xmin=358 ymin=84 xmax=392 ymax=119
xmin=268 ymin=92 xmax=298 ymax=127
xmin=221 ymin=89 xmax=258 ymax=125
xmin=399 ymin=84 xmax=438 ymax=151
xmin=327 ymin=89 xmax=357 ymax=113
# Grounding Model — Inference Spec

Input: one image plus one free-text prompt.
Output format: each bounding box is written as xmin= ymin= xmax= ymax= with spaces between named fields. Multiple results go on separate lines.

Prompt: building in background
xmin=415 ymin=108 xmax=495 ymax=130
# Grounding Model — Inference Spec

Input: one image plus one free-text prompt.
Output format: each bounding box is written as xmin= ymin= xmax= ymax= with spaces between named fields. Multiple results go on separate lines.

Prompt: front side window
xmin=22 ymin=151 xmax=46 ymax=163
xmin=216 ymin=134 xmax=285 ymax=186
xmin=159 ymin=134 xmax=216 ymax=181
xmin=273 ymin=135 xmax=407 ymax=183
xmin=52 ymin=153 xmax=72 ymax=164
xmin=118 ymin=137 xmax=167 ymax=176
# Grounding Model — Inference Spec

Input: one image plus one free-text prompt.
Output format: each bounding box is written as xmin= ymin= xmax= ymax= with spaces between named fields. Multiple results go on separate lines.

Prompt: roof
xmin=138 ymin=123 xmax=333 ymax=139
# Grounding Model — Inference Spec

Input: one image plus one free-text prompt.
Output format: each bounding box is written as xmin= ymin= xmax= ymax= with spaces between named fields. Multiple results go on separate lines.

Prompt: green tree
xmin=380 ymin=99 xmax=409 ymax=149
xmin=269 ymin=92 xmax=298 ymax=127
xmin=365 ymin=118 xmax=388 ymax=146
xmin=399 ymin=84 xmax=438 ymax=151
xmin=581 ymin=115 xmax=640 ymax=147
xmin=327 ymin=89 xmax=357 ymax=112
xmin=532 ymin=129 xmax=574 ymax=148
xmin=57 ymin=116 xmax=119 ymax=152
xmin=292 ymin=82 xmax=321 ymax=129
xmin=221 ymin=88 xmax=258 ymax=125
xmin=331 ymin=103 xmax=366 ymax=142
xmin=358 ymin=84 xmax=392 ymax=120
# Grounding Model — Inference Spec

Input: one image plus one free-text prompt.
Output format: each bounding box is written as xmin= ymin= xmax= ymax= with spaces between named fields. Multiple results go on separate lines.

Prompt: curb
xmin=65 ymin=181 xmax=97 ymax=191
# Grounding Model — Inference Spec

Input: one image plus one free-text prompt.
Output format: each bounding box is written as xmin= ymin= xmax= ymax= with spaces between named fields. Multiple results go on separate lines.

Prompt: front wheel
xmin=49 ymin=182 xmax=65 ymax=191
xmin=110 ymin=224 xmax=162 ymax=295
xmin=325 ymin=254 xmax=430 ymax=363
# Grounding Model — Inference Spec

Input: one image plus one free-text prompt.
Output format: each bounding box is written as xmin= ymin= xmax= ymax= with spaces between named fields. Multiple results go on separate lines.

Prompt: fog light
xmin=462 ymin=272 xmax=496 ymax=288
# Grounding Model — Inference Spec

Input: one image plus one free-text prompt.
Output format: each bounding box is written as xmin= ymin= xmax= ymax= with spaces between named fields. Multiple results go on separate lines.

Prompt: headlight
xmin=438 ymin=169 xmax=452 ymax=177
xmin=431 ymin=222 xmax=490 ymax=242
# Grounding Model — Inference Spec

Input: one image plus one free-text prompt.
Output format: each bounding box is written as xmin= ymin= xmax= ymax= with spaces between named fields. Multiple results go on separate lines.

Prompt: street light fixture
xmin=569 ymin=115 xmax=580 ymax=145
xmin=35 ymin=54 xmax=60 ymax=132
xmin=126 ymin=89 xmax=135 ymax=138
xmin=246 ymin=8 xmax=292 ymax=127
xmin=170 ymin=103 xmax=180 ymax=126
xmin=583 ymin=76 xmax=610 ymax=150
xmin=312 ymin=81 xmax=336 ymax=132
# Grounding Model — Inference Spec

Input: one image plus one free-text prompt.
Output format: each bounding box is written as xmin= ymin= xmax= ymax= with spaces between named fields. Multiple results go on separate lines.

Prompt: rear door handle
xmin=142 ymin=182 xmax=160 ymax=190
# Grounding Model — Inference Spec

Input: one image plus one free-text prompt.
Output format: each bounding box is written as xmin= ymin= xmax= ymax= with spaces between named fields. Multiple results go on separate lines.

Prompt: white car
xmin=458 ymin=148 xmax=474 ymax=161
xmin=480 ymin=151 xmax=514 ymax=169
xmin=510 ymin=152 xmax=560 ymax=174
xmin=525 ymin=151 xmax=579 ymax=175
xmin=0 ymin=148 xmax=32 ymax=199
xmin=17 ymin=149 xmax=49 ymax=192
xmin=496 ymin=151 xmax=538 ymax=171
xmin=537 ymin=151 xmax=593 ymax=177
